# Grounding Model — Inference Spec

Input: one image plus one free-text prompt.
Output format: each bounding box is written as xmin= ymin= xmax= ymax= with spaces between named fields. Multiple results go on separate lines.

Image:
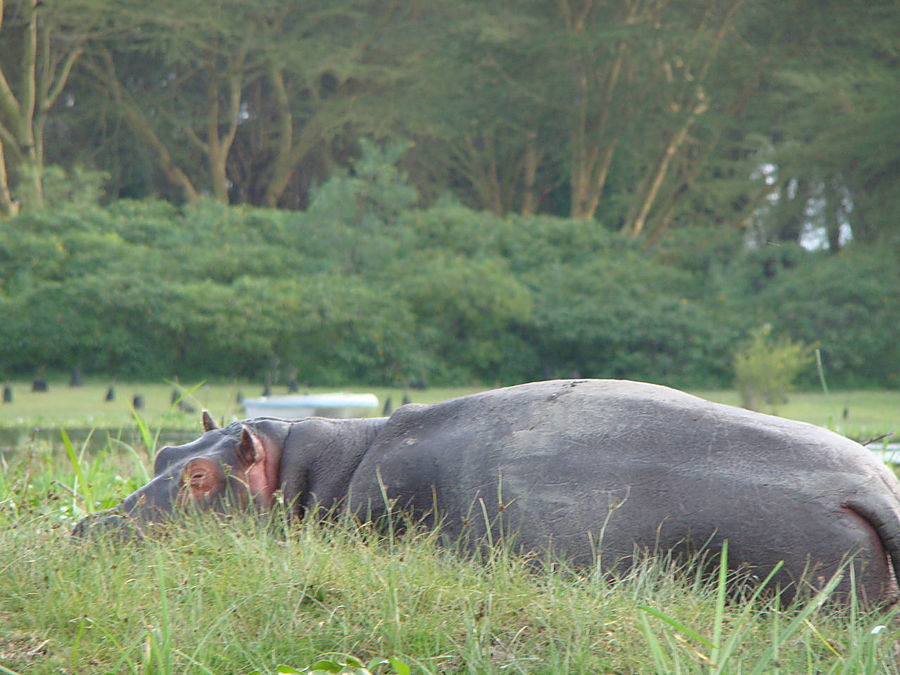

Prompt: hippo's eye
xmin=181 ymin=458 xmax=220 ymax=499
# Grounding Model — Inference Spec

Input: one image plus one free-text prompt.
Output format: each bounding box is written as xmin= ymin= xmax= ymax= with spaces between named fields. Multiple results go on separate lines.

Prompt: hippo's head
xmin=73 ymin=412 xmax=284 ymax=539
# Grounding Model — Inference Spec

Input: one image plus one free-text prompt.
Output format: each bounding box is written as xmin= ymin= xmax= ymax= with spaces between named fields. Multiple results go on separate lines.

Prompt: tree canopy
xmin=0 ymin=0 xmax=896 ymax=248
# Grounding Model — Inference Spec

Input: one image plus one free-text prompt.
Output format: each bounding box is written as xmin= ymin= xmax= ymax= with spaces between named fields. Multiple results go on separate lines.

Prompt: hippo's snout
xmin=72 ymin=509 xmax=143 ymax=542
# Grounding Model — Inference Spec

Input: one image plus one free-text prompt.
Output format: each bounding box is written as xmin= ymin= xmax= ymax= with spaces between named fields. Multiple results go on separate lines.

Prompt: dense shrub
xmin=1 ymin=156 xmax=897 ymax=389
xmin=392 ymin=252 xmax=536 ymax=383
xmin=525 ymin=255 xmax=737 ymax=387
xmin=726 ymin=246 xmax=900 ymax=388
xmin=734 ymin=325 xmax=812 ymax=411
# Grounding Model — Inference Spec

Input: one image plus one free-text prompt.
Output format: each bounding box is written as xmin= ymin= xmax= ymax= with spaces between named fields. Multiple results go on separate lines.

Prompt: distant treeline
xmin=1 ymin=150 xmax=898 ymax=390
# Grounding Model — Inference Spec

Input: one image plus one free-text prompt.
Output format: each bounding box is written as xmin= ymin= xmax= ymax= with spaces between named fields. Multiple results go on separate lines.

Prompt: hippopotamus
xmin=73 ymin=379 xmax=900 ymax=604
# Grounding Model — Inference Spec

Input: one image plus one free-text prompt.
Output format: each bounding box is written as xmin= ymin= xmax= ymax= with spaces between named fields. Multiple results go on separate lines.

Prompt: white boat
xmin=242 ymin=392 xmax=379 ymax=419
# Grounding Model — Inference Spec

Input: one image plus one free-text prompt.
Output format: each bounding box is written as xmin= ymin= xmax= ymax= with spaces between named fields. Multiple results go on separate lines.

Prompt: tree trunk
xmin=624 ymin=99 xmax=706 ymax=239
xmin=261 ymin=67 xmax=294 ymax=207
xmin=0 ymin=0 xmax=85 ymax=210
xmin=0 ymin=136 xmax=19 ymax=216
xmin=520 ymin=130 xmax=540 ymax=215
xmin=205 ymin=70 xmax=242 ymax=204
xmin=824 ymin=175 xmax=843 ymax=253
xmin=565 ymin=2 xmax=629 ymax=220
xmin=263 ymin=116 xmax=330 ymax=208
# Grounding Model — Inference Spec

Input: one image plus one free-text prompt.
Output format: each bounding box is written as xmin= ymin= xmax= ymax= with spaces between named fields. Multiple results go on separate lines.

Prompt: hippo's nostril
xmin=71 ymin=509 xmax=143 ymax=542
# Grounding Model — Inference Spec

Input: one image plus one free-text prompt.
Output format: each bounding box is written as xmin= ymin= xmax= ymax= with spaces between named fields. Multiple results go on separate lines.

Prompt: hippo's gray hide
xmin=74 ymin=379 xmax=900 ymax=604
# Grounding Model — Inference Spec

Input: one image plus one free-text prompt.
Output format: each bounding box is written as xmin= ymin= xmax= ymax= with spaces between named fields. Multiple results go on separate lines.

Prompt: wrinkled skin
xmin=74 ymin=379 xmax=900 ymax=605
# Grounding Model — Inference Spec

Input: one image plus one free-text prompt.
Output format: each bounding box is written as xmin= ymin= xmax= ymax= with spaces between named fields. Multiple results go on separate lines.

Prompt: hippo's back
xmin=347 ymin=379 xmax=900 ymax=582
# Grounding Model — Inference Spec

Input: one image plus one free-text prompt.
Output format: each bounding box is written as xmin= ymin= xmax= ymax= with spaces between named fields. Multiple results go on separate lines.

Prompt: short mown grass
xmin=2 ymin=380 xmax=897 ymax=445
xmin=0 ymin=380 xmax=480 ymax=432
xmin=3 ymin=428 xmax=900 ymax=674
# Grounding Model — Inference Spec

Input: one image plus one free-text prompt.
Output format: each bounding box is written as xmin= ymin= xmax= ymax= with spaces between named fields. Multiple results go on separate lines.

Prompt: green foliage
xmin=527 ymin=253 xmax=736 ymax=387
xmin=15 ymin=164 xmax=110 ymax=211
xmin=0 ymin=143 xmax=897 ymax=388
xmin=756 ymin=247 xmax=900 ymax=388
xmin=394 ymin=252 xmax=535 ymax=383
xmin=1 ymin=189 xmax=897 ymax=388
xmin=734 ymin=325 xmax=812 ymax=412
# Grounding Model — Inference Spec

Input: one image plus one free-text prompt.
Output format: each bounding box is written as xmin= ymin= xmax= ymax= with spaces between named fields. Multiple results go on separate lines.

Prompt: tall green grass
xmin=2 ymin=435 xmax=900 ymax=674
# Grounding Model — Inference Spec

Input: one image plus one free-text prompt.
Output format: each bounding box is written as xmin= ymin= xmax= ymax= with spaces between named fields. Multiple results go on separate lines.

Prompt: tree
xmin=0 ymin=0 xmax=96 ymax=214
xmin=399 ymin=0 xmax=787 ymax=243
xmin=77 ymin=0 xmax=411 ymax=207
xmin=760 ymin=0 xmax=900 ymax=248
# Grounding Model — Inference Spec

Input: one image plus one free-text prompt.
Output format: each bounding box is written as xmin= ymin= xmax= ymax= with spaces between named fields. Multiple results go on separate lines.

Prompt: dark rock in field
xmin=2 ymin=385 xmax=12 ymax=403
xmin=105 ymin=386 xmax=116 ymax=402
xmin=133 ymin=394 xmax=145 ymax=410
xmin=32 ymin=379 xmax=48 ymax=392
xmin=287 ymin=366 xmax=299 ymax=393
xmin=177 ymin=399 xmax=196 ymax=414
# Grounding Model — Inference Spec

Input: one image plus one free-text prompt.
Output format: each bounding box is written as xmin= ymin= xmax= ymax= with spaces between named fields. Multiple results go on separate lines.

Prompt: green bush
xmin=756 ymin=247 xmax=900 ymax=388
xmin=392 ymin=252 xmax=536 ymax=384
xmin=1 ymin=161 xmax=897 ymax=389
xmin=526 ymin=254 xmax=736 ymax=387
xmin=734 ymin=325 xmax=811 ymax=411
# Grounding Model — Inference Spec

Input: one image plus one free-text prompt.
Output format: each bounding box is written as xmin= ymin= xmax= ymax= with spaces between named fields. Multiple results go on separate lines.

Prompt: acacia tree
xmin=395 ymin=2 xmax=563 ymax=216
xmin=251 ymin=3 xmax=408 ymax=209
xmin=0 ymin=0 xmax=95 ymax=214
xmin=401 ymin=0 xmax=783 ymax=240
xmin=78 ymin=0 xmax=409 ymax=207
xmin=79 ymin=0 xmax=276 ymax=203
xmin=548 ymin=0 xmax=774 ymax=237
xmin=759 ymin=0 xmax=900 ymax=248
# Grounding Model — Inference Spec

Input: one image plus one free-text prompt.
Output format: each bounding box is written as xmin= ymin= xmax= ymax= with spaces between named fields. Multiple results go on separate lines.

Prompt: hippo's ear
xmin=237 ymin=424 xmax=275 ymax=506
xmin=237 ymin=424 xmax=264 ymax=467
xmin=202 ymin=410 xmax=218 ymax=432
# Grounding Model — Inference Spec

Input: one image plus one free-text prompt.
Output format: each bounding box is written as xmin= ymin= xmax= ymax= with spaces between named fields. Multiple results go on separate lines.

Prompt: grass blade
xmin=747 ymin=570 xmax=844 ymax=675
xmin=640 ymin=613 xmax=674 ymax=672
xmin=110 ymin=437 xmax=151 ymax=483
xmin=638 ymin=605 xmax=714 ymax=648
xmin=61 ymin=428 xmax=93 ymax=514
xmin=710 ymin=540 xmax=728 ymax=669
xmin=714 ymin=560 xmax=785 ymax=669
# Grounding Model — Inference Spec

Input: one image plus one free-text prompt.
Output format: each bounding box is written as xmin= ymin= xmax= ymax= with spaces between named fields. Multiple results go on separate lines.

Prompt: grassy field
xmin=1 ymin=378 xmax=897 ymax=439
xmin=0 ymin=379 xmax=480 ymax=431
xmin=2 ymin=380 xmax=900 ymax=673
